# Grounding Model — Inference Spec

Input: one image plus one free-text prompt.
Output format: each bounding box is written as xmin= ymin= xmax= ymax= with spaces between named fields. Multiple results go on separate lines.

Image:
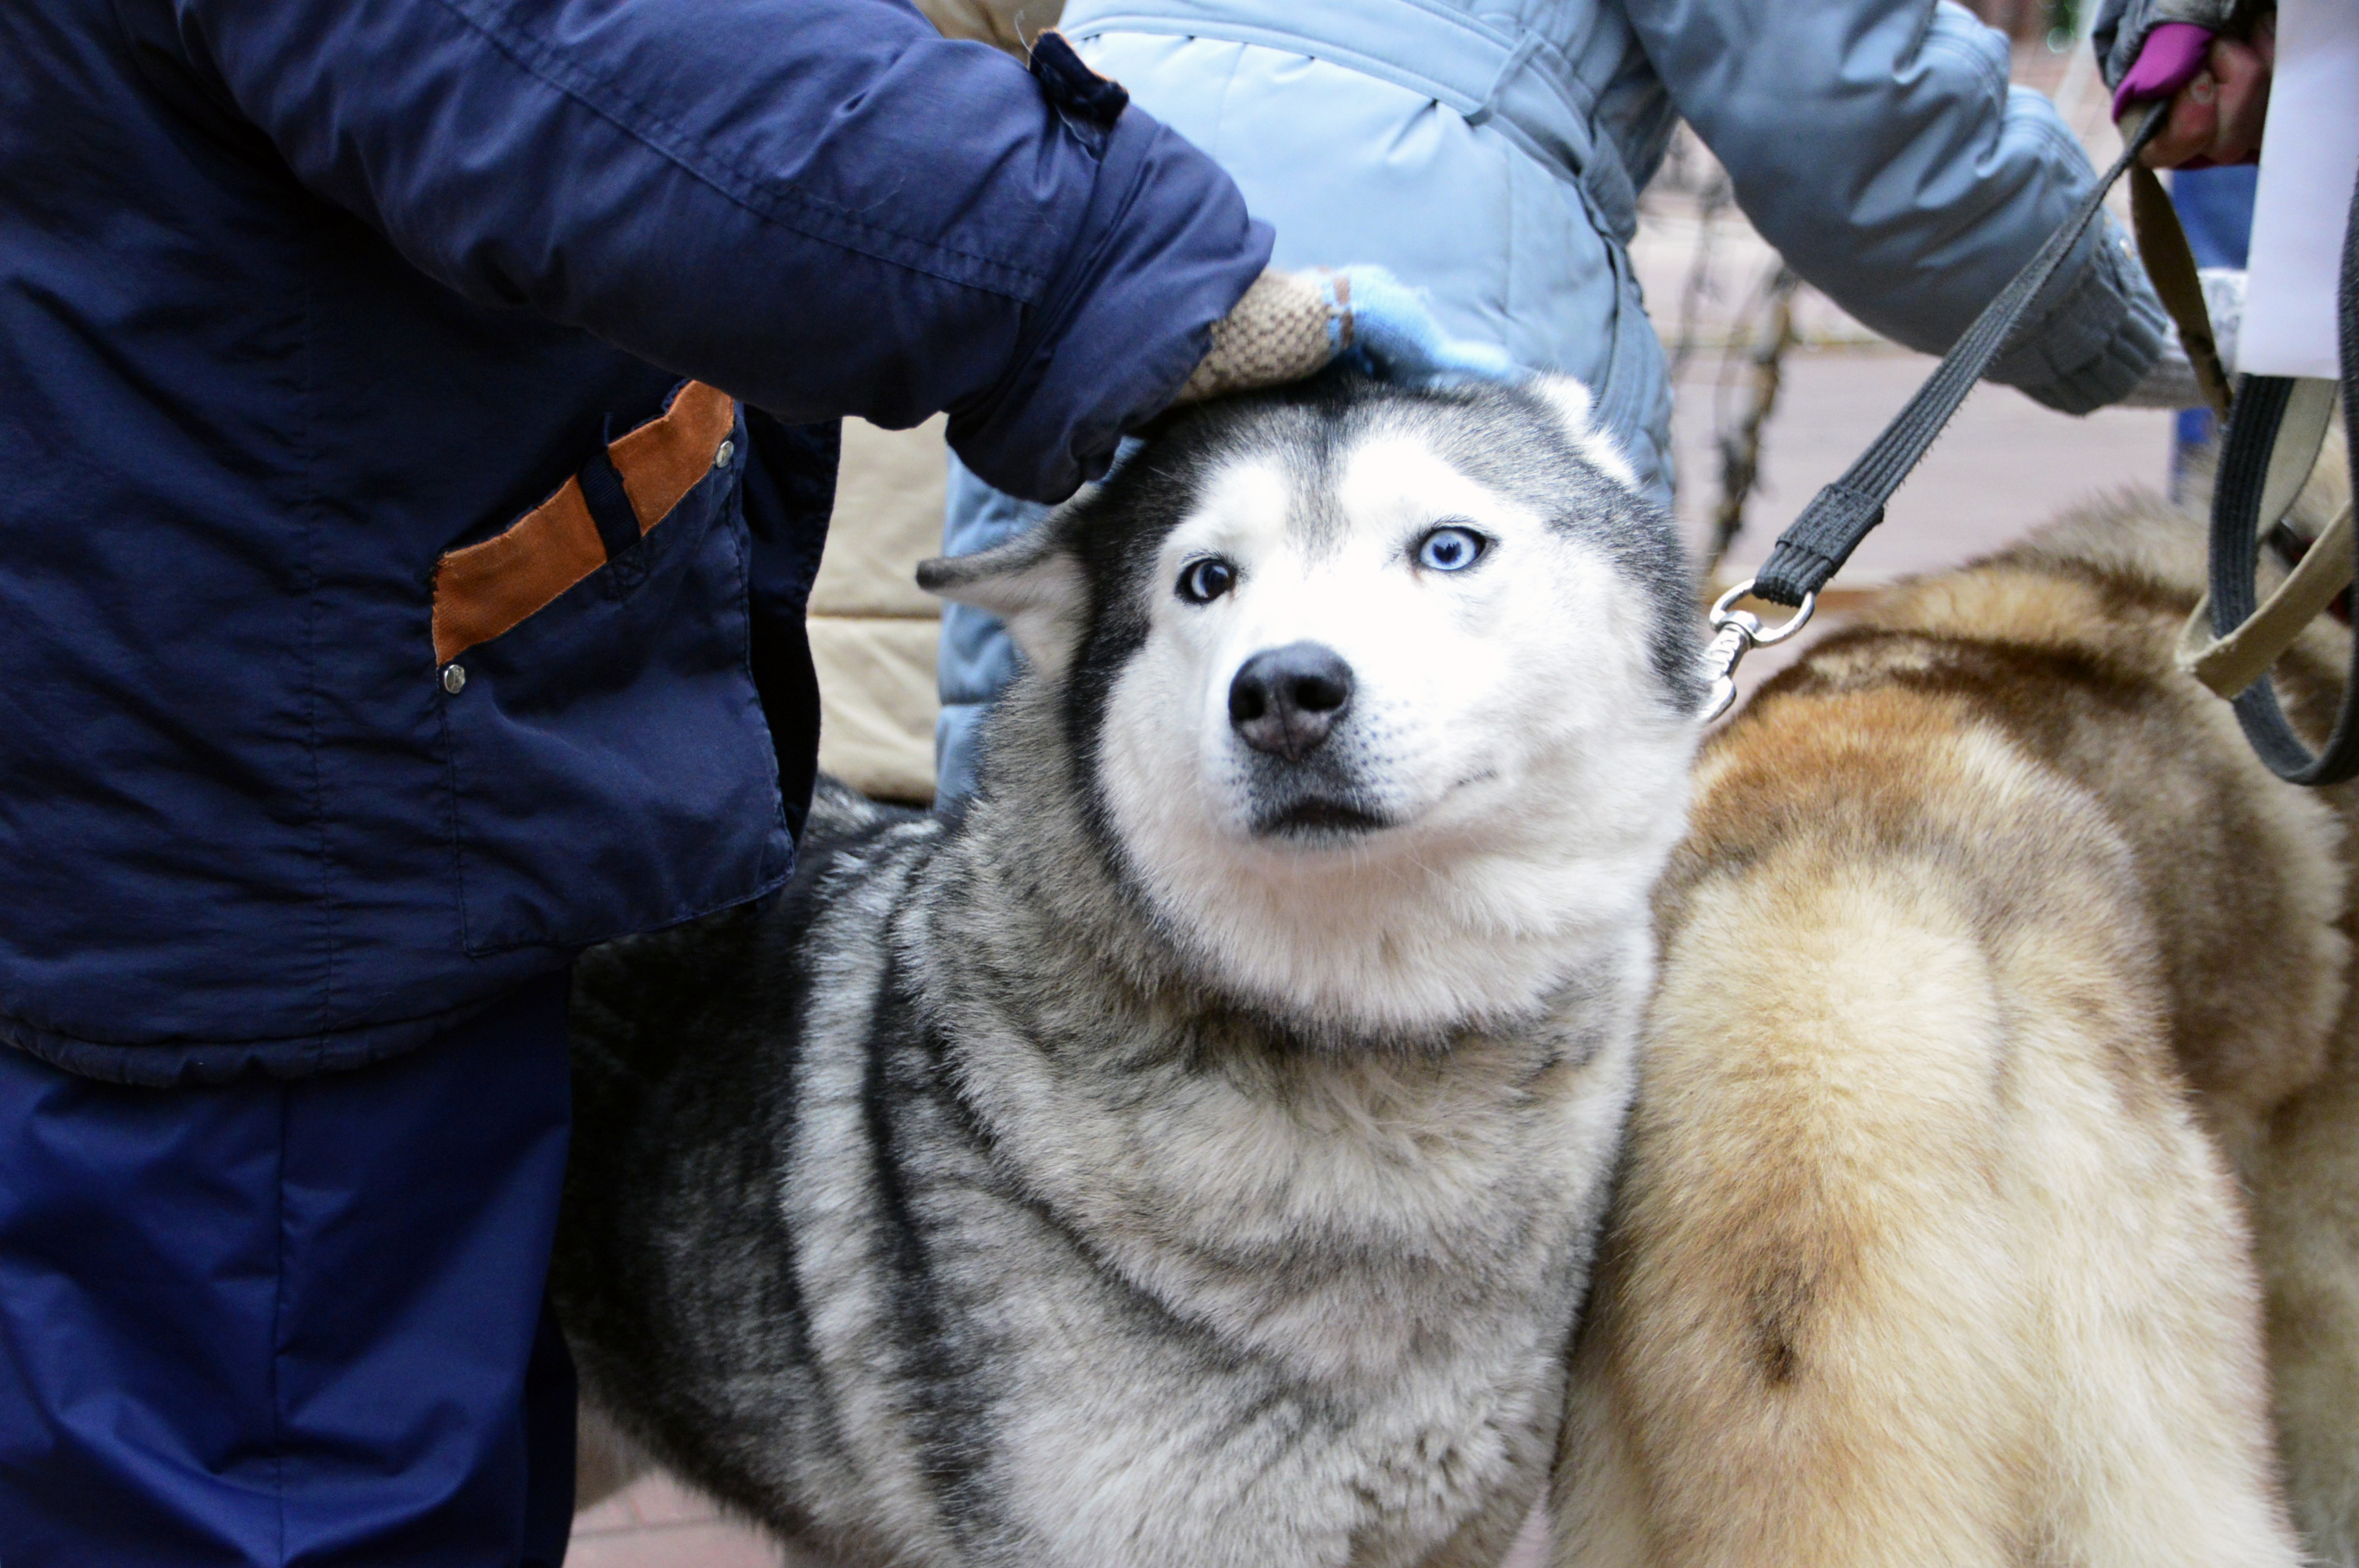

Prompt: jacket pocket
xmin=432 ymin=383 xmax=793 ymax=955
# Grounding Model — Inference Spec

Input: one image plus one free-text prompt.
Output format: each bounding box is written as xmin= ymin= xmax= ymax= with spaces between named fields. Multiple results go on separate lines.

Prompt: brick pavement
xmin=569 ymin=1470 xmax=816 ymax=1568
xmin=1677 ymin=345 xmax=2179 ymax=590
xmin=568 ymin=1472 xmax=1554 ymax=1566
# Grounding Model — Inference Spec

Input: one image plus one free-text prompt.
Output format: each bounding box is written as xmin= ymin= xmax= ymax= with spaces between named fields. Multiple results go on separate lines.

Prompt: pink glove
xmin=2111 ymin=21 xmax=2215 ymax=121
xmin=2115 ymin=16 xmax=2274 ymax=170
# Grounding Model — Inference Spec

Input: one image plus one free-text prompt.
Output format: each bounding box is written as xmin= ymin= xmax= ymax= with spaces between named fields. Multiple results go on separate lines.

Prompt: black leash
xmin=1698 ymin=109 xmax=2169 ymax=720
xmin=1754 ymin=107 xmax=2169 ymax=607
xmin=2203 ymin=165 xmax=2359 ymax=785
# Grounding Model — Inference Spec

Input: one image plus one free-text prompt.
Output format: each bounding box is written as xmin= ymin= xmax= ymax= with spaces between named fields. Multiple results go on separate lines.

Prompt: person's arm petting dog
xmin=165 ymin=0 xmax=1272 ymax=504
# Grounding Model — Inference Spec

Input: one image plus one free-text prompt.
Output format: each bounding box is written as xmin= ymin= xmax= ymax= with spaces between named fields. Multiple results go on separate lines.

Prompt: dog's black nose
xmin=1229 ymin=642 xmax=1354 ymax=761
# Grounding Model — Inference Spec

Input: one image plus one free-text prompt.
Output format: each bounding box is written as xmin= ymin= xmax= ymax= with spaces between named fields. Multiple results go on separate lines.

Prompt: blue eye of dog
xmin=1176 ymin=557 xmax=1236 ymax=604
xmin=1416 ymin=526 xmax=1487 ymax=572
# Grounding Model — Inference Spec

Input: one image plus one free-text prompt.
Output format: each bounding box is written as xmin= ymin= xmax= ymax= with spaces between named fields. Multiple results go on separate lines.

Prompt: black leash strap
xmin=1696 ymin=110 xmax=2169 ymax=720
xmin=1750 ymin=108 xmax=2167 ymax=608
xmin=2204 ymin=164 xmax=2359 ymax=786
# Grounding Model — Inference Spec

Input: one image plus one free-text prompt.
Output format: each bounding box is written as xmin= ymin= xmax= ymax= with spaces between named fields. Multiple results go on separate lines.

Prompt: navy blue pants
xmin=0 ymin=973 xmax=576 ymax=1567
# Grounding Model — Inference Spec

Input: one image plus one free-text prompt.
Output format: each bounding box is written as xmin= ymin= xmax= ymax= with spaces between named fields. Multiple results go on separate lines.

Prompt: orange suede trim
xmin=612 ymin=380 xmax=735 ymax=532
xmin=431 ymin=479 xmax=607 ymax=666
xmin=430 ymin=383 xmax=736 ymax=668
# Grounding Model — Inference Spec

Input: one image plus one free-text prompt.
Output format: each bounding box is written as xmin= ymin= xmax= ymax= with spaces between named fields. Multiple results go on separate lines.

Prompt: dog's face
xmin=924 ymin=374 xmax=1702 ymax=1037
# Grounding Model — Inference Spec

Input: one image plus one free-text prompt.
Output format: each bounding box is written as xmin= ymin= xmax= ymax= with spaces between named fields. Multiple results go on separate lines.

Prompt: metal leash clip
xmin=1698 ymin=579 xmax=1815 ymax=723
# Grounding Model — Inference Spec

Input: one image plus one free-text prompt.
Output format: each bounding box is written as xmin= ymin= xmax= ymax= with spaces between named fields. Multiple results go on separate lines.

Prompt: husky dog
xmin=1556 ymin=464 xmax=2359 ymax=1567
xmin=554 ymin=371 xmax=1702 ymax=1568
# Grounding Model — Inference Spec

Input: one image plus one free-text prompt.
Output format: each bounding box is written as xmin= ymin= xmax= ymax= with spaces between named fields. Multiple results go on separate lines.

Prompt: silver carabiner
xmin=1697 ymin=578 xmax=1816 ymax=723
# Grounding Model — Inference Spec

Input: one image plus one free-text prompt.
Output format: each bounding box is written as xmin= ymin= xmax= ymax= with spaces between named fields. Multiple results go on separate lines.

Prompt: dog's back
xmin=1557 ymin=485 xmax=2359 ymax=1566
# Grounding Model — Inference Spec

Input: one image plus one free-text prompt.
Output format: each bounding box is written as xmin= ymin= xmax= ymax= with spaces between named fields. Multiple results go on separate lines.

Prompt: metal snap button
xmin=441 ymin=663 xmax=467 ymax=695
xmin=712 ymin=439 xmax=736 ymax=470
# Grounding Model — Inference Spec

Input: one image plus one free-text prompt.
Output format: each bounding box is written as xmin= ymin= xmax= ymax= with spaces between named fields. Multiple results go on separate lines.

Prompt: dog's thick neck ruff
xmin=924 ymin=372 xmax=1703 ymax=1042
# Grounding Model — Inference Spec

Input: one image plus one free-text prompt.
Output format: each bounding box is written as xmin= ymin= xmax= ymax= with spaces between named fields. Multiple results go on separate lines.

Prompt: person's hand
xmin=1172 ymin=266 xmax=1516 ymax=405
xmin=2125 ymin=13 xmax=2274 ymax=169
xmin=1172 ymin=271 xmax=1333 ymax=403
xmin=1320 ymin=266 xmax=1518 ymax=386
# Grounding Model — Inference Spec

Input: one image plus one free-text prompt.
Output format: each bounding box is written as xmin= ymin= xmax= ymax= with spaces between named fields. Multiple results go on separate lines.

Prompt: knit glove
xmin=1173 ymin=271 xmax=1335 ymax=403
xmin=2117 ymin=337 xmax=2205 ymax=408
xmin=2114 ymin=265 xmax=2247 ymax=406
xmin=1175 ymin=266 xmax=1516 ymax=404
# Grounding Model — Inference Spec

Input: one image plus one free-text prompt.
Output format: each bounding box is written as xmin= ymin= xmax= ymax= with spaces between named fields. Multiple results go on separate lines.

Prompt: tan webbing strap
xmin=2176 ymin=377 xmax=2345 ymax=696
xmin=2181 ymin=496 xmax=2354 ymax=698
xmin=2128 ymin=156 xmax=2234 ymax=422
xmin=2121 ymin=100 xmax=2347 ymax=706
xmin=431 ymin=382 xmax=736 ymax=667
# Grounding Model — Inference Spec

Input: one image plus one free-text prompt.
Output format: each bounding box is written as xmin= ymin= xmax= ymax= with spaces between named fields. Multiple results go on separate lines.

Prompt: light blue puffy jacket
xmin=938 ymin=0 xmax=2169 ymax=800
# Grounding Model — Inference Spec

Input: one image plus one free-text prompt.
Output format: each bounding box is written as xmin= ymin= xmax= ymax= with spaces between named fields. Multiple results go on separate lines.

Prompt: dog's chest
xmin=982 ymin=1282 xmax=1568 ymax=1568
xmin=1036 ymin=1033 xmax=1619 ymax=1363
xmin=895 ymin=911 xmax=1639 ymax=1565
xmin=969 ymin=1063 xmax=1605 ymax=1563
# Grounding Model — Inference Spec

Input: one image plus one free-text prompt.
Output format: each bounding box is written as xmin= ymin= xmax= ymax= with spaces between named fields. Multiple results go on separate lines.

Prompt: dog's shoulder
xmin=1668 ymin=488 xmax=2354 ymax=1139
xmin=1692 ymin=493 xmax=2203 ymax=819
xmin=1667 ymin=494 xmax=2208 ymax=953
xmin=571 ymin=775 xmax=940 ymax=1094
xmin=805 ymin=772 xmax=927 ymax=848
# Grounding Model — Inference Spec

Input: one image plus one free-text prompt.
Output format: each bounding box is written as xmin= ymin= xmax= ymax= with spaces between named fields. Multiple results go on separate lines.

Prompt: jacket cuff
xmin=943 ymin=100 xmax=1272 ymax=504
xmin=1986 ymin=216 xmax=2168 ymax=414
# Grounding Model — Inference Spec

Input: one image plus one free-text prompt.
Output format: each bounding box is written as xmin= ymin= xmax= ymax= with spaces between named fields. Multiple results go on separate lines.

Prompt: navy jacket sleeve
xmin=159 ymin=0 xmax=1270 ymax=502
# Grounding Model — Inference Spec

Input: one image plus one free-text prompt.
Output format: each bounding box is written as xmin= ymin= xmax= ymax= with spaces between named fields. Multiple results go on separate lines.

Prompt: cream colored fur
xmin=1558 ymin=466 xmax=2359 ymax=1566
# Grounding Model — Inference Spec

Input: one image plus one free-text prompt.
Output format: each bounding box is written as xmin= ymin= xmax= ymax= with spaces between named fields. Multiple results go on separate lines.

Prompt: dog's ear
xmin=918 ymin=520 xmax=1088 ymax=679
xmin=1526 ymin=374 xmax=1641 ymax=492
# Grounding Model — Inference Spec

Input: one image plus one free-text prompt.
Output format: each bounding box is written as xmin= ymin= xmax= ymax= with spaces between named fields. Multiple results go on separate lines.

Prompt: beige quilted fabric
xmin=809 ymin=416 xmax=951 ymax=804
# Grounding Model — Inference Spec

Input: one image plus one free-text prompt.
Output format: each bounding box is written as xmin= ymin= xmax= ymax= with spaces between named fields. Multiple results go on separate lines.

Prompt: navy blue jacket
xmin=0 ymin=0 xmax=1269 ymax=1083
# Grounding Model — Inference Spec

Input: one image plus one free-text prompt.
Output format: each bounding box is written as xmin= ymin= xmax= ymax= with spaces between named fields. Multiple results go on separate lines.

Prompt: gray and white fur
xmin=554 ymin=371 xmax=1702 ymax=1568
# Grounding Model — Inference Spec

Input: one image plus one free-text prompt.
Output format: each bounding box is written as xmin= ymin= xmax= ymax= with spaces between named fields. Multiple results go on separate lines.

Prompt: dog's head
xmin=922 ymin=372 xmax=1702 ymax=1038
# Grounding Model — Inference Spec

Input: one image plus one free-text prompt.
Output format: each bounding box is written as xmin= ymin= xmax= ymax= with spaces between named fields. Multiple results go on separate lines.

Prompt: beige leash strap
xmin=2181 ymin=495 xmax=2354 ymax=698
xmin=2176 ymin=376 xmax=2345 ymax=697
xmin=2129 ymin=160 xmax=2235 ymax=420
xmin=2125 ymin=98 xmax=2346 ymax=708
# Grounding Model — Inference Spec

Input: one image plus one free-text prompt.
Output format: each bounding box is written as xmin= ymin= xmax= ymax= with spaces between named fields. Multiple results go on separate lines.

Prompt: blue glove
xmin=1321 ymin=266 xmax=1518 ymax=386
xmin=1172 ymin=266 xmax=1519 ymax=406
